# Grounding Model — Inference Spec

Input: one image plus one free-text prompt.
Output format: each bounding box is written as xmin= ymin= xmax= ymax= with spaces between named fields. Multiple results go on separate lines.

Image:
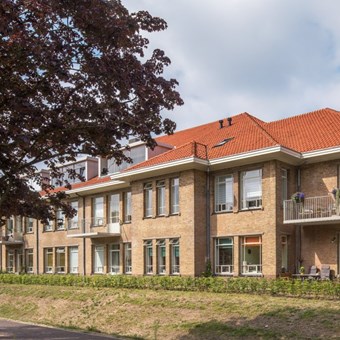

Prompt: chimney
xmin=219 ymin=119 xmax=224 ymax=129
xmin=227 ymin=117 xmax=232 ymax=126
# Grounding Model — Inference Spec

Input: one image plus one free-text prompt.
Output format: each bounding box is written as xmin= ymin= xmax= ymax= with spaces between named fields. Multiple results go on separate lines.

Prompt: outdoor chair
xmin=320 ymin=265 xmax=331 ymax=280
xmin=308 ymin=265 xmax=320 ymax=279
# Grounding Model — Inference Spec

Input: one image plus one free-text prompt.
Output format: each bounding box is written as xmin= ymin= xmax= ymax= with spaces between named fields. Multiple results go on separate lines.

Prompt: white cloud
xmin=123 ymin=0 xmax=340 ymax=129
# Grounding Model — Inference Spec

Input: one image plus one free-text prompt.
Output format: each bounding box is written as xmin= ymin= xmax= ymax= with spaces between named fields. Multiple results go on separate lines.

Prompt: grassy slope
xmin=0 ymin=284 xmax=339 ymax=339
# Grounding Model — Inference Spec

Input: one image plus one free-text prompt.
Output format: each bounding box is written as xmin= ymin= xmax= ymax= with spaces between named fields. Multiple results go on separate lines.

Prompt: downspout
xmin=296 ymin=167 xmax=302 ymax=272
xmin=76 ymin=193 xmax=86 ymax=276
xmin=36 ymin=219 xmax=39 ymax=274
xmin=206 ymin=166 xmax=211 ymax=262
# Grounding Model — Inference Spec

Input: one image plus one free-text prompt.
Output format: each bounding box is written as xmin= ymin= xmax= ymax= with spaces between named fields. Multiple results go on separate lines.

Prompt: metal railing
xmin=171 ymin=265 xmax=180 ymax=275
xmin=109 ymin=266 xmax=120 ymax=274
xmin=284 ymin=196 xmax=340 ymax=223
xmin=1 ymin=230 xmax=23 ymax=242
xmin=215 ymin=265 xmax=233 ymax=275
xmin=158 ymin=265 xmax=166 ymax=275
xmin=242 ymin=264 xmax=262 ymax=275
xmin=66 ymin=218 xmax=121 ymax=236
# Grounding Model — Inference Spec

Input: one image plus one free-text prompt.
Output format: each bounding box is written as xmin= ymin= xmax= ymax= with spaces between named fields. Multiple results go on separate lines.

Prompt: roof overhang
xmin=301 ymin=146 xmax=340 ymax=164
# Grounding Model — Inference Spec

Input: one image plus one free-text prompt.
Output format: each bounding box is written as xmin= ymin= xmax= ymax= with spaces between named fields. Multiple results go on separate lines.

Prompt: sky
xmin=123 ymin=0 xmax=340 ymax=131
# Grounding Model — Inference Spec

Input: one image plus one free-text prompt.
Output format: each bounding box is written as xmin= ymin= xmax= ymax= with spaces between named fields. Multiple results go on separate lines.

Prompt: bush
xmin=0 ymin=274 xmax=338 ymax=298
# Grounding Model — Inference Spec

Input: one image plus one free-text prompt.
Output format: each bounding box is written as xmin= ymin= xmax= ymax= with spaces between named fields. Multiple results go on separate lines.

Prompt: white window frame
xmin=215 ymin=238 xmax=233 ymax=275
xmin=92 ymin=196 xmax=104 ymax=226
xmin=281 ymin=169 xmax=288 ymax=203
xmin=170 ymin=178 xmax=179 ymax=214
xmin=144 ymin=183 xmax=153 ymax=218
xmin=44 ymin=248 xmax=53 ymax=273
xmin=26 ymin=249 xmax=34 ymax=273
xmin=123 ymin=191 xmax=132 ymax=223
xmin=25 ymin=217 xmax=34 ymax=233
xmin=56 ymin=209 xmax=65 ymax=230
xmin=69 ymin=246 xmax=79 ymax=274
xmin=157 ymin=239 xmax=166 ymax=275
xmin=170 ymin=238 xmax=180 ymax=275
xmin=94 ymin=245 xmax=105 ymax=274
xmin=240 ymin=236 xmax=262 ymax=275
xmin=144 ymin=240 xmax=153 ymax=274
xmin=109 ymin=244 xmax=120 ymax=274
xmin=68 ymin=201 xmax=79 ymax=229
xmin=157 ymin=180 xmax=166 ymax=216
xmin=7 ymin=250 xmax=14 ymax=273
xmin=124 ymin=242 xmax=132 ymax=274
xmin=109 ymin=194 xmax=120 ymax=224
xmin=240 ymin=169 xmax=262 ymax=210
xmin=56 ymin=247 xmax=66 ymax=273
xmin=215 ymin=175 xmax=233 ymax=212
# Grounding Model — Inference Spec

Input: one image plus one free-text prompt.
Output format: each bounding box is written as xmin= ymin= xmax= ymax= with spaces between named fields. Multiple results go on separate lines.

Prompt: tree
xmin=0 ymin=0 xmax=183 ymax=225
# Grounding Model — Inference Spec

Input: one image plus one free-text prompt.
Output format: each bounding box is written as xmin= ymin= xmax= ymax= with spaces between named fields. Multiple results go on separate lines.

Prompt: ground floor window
xmin=170 ymin=238 xmax=180 ymax=275
xmin=157 ymin=240 xmax=166 ymax=275
xmin=26 ymin=249 xmax=33 ymax=273
xmin=241 ymin=236 xmax=262 ymax=275
xmin=69 ymin=246 xmax=78 ymax=274
xmin=93 ymin=245 xmax=105 ymax=274
xmin=44 ymin=248 xmax=53 ymax=273
xmin=144 ymin=240 xmax=153 ymax=274
xmin=56 ymin=247 xmax=65 ymax=273
xmin=124 ymin=242 xmax=132 ymax=274
xmin=16 ymin=250 xmax=23 ymax=273
xmin=6 ymin=250 xmax=14 ymax=273
xmin=215 ymin=237 xmax=233 ymax=275
xmin=109 ymin=244 xmax=120 ymax=274
xmin=281 ymin=235 xmax=288 ymax=273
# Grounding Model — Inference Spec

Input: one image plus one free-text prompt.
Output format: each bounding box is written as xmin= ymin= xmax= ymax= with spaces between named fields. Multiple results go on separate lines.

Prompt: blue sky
xmin=123 ymin=0 xmax=340 ymax=130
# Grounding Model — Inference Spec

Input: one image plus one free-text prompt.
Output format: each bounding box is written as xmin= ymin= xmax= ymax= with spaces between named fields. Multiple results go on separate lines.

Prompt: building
xmin=1 ymin=108 xmax=340 ymax=278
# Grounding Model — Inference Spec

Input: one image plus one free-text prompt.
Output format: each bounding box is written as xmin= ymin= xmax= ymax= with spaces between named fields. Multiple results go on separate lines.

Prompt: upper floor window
xmin=51 ymin=162 xmax=86 ymax=187
xmin=156 ymin=180 xmax=166 ymax=216
xmin=240 ymin=169 xmax=262 ymax=210
xmin=68 ymin=201 xmax=79 ymax=229
xmin=25 ymin=217 xmax=34 ymax=233
xmin=123 ymin=192 xmax=132 ymax=223
xmin=56 ymin=209 xmax=65 ymax=230
xmin=144 ymin=183 xmax=153 ymax=218
xmin=170 ymin=178 xmax=179 ymax=214
xmin=215 ymin=175 xmax=233 ymax=212
xmin=92 ymin=196 xmax=104 ymax=226
xmin=15 ymin=216 xmax=22 ymax=233
xmin=109 ymin=194 xmax=120 ymax=224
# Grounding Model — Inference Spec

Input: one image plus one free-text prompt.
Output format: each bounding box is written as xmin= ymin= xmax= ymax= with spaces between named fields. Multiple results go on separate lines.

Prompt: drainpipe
xmin=206 ymin=166 xmax=211 ymax=262
xmin=76 ymin=193 xmax=86 ymax=276
xmin=36 ymin=219 xmax=39 ymax=274
xmin=296 ymin=167 xmax=302 ymax=272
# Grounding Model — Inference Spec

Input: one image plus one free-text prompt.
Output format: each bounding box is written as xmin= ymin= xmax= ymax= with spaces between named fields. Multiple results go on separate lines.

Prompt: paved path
xmin=0 ymin=319 xmax=121 ymax=339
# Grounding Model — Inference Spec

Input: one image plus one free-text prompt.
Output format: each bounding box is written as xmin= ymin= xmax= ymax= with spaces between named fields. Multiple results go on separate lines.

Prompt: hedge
xmin=0 ymin=273 xmax=339 ymax=298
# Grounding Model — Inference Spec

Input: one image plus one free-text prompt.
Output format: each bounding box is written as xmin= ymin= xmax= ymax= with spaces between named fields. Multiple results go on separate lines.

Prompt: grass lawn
xmin=0 ymin=284 xmax=339 ymax=339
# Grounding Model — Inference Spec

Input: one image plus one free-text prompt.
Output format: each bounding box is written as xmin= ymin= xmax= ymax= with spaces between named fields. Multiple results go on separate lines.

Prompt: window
xmin=170 ymin=239 xmax=180 ymax=275
xmin=6 ymin=217 xmax=14 ymax=233
xmin=144 ymin=240 xmax=153 ymax=274
xmin=144 ymin=183 xmax=153 ymax=217
xmin=26 ymin=249 xmax=34 ymax=273
xmin=215 ymin=175 xmax=233 ymax=212
xmin=56 ymin=209 xmax=65 ymax=230
xmin=51 ymin=162 xmax=86 ymax=186
xmin=68 ymin=201 xmax=79 ymax=229
xmin=170 ymin=178 xmax=179 ymax=214
xmin=16 ymin=216 xmax=22 ymax=233
xmin=124 ymin=242 xmax=132 ymax=274
xmin=240 ymin=169 xmax=262 ymax=209
xmin=7 ymin=250 xmax=14 ymax=273
xmin=56 ymin=247 xmax=65 ymax=273
xmin=123 ymin=192 xmax=132 ymax=223
xmin=69 ymin=246 xmax=78 ymax=274
xmin=94 ymin=245 xmax=105 ymax=273
xmin=44 ymin=248 xmax=53 ymax=273
xmin=215 ymin=238 xmax=233 ymax=275
xmin=16 ymin=250 xmax=23 ymax=272
xmin=281 ymin=169 xmax=288 ymax=203
xmin=44 ymin=216 xmax=53 ymax=232
xmin=109 ymin=194 xmax=120 ymax=224
xmin=241 ymin=236 xmax=262 ymax=275
xmin=92 ymin=197 xmax=104 ymax=226
xmin=281 ymin=235 xmax=288 ymax=273
xmin=157 ymin=240 xmax=166 ymax=274
xmin=109 ymin=244 xmax=120 ymax=274
xmin=25 ymin=217 xmax=34 ymax=233
xmin=157 ymin=180 xmax=166 ymax=216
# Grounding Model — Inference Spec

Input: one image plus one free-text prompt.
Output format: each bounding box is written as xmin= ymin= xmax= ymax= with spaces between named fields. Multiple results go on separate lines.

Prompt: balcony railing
xmin=66 ymin=218 xmax=121 ymax=238
xmin=215 ymin=265 xmax=233 ymax=275
xmin=284 ymin=195 xmax=340 ymax=224
xmin=242 ymin=264 xmax=262 ymax=275
xmin=0 ymin=230 xmax=23 ymax=244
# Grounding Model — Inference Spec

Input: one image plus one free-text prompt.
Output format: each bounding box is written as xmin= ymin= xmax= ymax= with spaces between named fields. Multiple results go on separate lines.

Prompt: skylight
xmin=213 ymin=137 xmax=234 ymax=148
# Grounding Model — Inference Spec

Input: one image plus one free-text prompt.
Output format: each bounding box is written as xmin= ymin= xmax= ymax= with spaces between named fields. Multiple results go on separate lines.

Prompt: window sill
xmin=239 ymin=207 xmax=263 ymax=212
xmin=123 ymin=221 xmax=132 ymax=224
xmin=212 ymin=210 xmax=233 ymax=215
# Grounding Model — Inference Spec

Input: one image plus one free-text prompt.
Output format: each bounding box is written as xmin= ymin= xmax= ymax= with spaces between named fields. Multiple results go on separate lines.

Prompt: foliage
xmin=201 ymin=259 xmax=213 ymax=277
xmin=0 ymin=274 xmax=339 ymax=298
xmin=0 ymin=0 xmax=183 ymax=224
xmin=291 ymin=192 xmax=305 ymax=203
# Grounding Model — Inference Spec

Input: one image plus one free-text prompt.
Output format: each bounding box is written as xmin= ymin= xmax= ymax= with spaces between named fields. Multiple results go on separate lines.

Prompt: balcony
xmin=0 ymin=230 xmax=23 ymax=244
xmin=67 ymin=218 xmax=121 ymax=238
xmin=283 ymin=195 xmax=340 ymax=225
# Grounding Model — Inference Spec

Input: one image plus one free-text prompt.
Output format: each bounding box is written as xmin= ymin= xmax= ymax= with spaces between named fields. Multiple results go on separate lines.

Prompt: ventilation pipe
xmin=219 ymin=120 xmax=224 ymax=129
xmin=227 ymin=117 xmax=232 ymax=126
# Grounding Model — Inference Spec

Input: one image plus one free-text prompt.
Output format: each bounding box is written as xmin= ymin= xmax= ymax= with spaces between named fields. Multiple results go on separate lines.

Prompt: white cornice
xmin=302 ymin=146 xmax=340 ymax=159
xmin=66 ymin=180 xmax=127 ymax=195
